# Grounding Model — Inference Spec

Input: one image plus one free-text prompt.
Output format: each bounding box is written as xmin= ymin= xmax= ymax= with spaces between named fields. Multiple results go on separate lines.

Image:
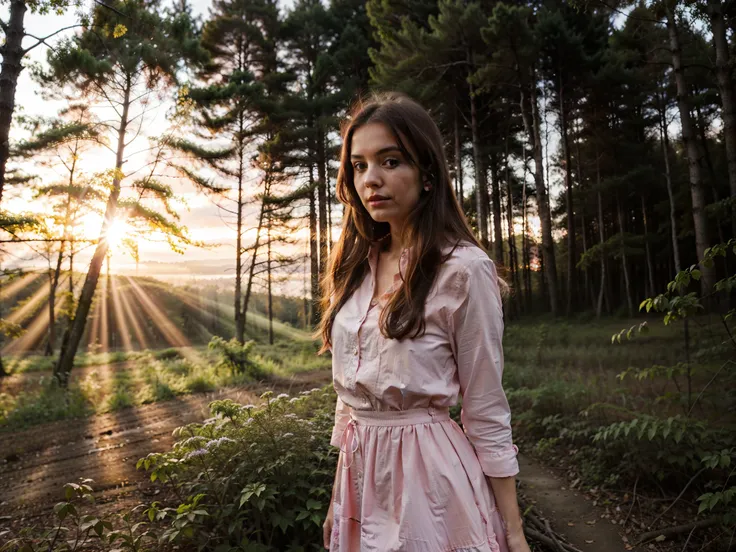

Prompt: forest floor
xmin=0 ymin=365 xmax=332 ymax=528
xmin=0 ymin=361 xmax=644 ymax=552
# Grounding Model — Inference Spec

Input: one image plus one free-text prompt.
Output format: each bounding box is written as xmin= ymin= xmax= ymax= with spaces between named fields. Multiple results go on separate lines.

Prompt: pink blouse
xmin=329 ymin=240 xmax=519 ymax=479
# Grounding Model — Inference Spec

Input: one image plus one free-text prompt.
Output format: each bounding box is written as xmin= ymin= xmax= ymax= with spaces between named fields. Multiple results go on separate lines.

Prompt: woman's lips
xmin=368 ymin=198 xmax=389 ymax=207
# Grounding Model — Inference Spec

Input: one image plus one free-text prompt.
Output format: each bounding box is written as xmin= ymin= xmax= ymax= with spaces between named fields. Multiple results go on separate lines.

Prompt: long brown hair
xmin=315 ymin=91 xmax=499 ymax=355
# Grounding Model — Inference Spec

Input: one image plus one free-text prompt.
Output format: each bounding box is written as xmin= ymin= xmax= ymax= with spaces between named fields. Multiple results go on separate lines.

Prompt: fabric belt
xmin=339 ymin=406 xmax=450 ymax=469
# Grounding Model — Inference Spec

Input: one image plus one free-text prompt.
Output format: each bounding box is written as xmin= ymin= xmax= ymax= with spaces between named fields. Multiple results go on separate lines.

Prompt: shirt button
xmin=353 ymin=347 xmax=358 ymax=355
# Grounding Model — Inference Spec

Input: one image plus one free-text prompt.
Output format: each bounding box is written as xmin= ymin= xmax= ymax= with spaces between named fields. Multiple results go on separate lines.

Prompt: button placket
xmin=353 ymin=278 xmax=374 ymax=376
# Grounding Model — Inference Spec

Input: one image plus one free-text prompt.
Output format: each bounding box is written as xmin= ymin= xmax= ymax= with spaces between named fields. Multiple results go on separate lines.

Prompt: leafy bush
xmin=208 ymin=336 xmax=266 ymax=380
xmin=0 ymin=381 xmax=92 ymax=429
xmin=0 ymin=479 xmax=156 ymax=552
xmin=137 ymin=386 xmax=337 ymax=551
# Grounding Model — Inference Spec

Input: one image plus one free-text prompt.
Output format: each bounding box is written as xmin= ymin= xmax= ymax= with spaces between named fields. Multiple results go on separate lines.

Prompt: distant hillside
xmin=0 ymin=273 xmax=313 ymax=355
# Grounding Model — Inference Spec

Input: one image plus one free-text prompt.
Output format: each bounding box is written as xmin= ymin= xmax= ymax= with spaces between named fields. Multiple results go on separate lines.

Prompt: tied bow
xmin=339 ymin=418 xmax=360 ymax=470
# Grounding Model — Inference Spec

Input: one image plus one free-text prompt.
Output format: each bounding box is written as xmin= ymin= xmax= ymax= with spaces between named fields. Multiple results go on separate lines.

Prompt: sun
xmin=105 ymin=218 xmax=129 ymax=251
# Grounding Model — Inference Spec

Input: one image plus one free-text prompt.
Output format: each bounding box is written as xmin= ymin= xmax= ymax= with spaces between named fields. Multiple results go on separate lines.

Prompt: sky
xmin=2 ymin=0 xmax=327 ymax=295
xmin=2 ymin=0 xmax=542 ymax=296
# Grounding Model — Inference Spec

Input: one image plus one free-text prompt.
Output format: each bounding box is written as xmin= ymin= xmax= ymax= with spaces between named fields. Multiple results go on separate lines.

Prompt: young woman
xmin=317 ymin=92 xmax=530 ymax=552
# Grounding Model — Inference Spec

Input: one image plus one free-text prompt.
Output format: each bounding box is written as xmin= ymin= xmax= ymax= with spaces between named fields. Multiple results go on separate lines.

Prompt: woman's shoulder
xmin=439 ymin=239 xmax=491 ymax=269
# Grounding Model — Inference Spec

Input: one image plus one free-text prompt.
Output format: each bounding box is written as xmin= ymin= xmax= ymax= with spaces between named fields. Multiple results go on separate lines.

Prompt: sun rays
xmin=0 ymin=273 xmax=201 ymax=358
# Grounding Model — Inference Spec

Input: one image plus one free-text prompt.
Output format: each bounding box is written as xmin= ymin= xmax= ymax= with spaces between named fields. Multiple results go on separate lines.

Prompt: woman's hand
xmin=323 ymin=501 xmax=334 ymax=550
xmin=505 ymin=525 xmax=531 ymax=552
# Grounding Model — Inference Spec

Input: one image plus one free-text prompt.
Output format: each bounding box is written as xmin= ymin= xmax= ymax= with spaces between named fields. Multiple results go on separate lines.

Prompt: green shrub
xmin=184 ymin=374 xmax=216 ymax=394
xmin=208 ymin=336 xmax=266 ymax=380
xmin=155 ymin=348 xmax=184 ymax=361
xmin=137 ymin=387 xmax=337 ymax=551
xmin=0 ymin=381 xmax=92 ymax=429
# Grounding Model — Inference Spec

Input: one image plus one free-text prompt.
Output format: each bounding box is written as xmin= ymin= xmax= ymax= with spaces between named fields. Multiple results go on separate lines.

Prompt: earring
xmin=424 ymin=184 xmax=432 ymax=191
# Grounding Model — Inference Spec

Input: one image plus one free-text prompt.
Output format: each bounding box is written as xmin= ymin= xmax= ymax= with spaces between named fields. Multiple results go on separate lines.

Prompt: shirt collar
xmin=367 ymin=241 xmax=413 ymax=286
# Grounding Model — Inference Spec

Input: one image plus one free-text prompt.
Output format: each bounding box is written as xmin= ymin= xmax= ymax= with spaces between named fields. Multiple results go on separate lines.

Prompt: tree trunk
xmin=467 ymin=49 xmax=488 ymax=246
xmin=0 ymin=0 xmax=27 ymax=203
xmin=267 ymin=210 xmax=273 ymax=345
xmin=641 ymin=195 xmax=656 ymax=299
xmin=658 ymin=88 xmax=681 ymax=274
xmin=0 ymin=271 xmax=5 ymax=377
xmin=707 ymin=0 xmax=736 ymax=231
xmin=54 ymin=78 xmax=132 ymax=386
xmin=521 ymin=143 xmax=532 ymax=311
xmin=45 ymin=242 xmax=66 ymax=356
xmin=665 ymin=2 xmax=715 ymax=297
xmin=235 ymin=120 xmax=245 ymax=343
xmin=694 ymin=97 xmax=728 ymax=247
xmin=519 ymin=68 xmax=558 ymax=316
xmin=490 ymin=155 xmax=503 ymax=263
xmin=454 ymin=109 xmax=464 ymax=204
xmin=105 ymin=255 xmax=112 ymax=351
xmin=469 ymin=98 xmax=488 ymax=245
xmin=573 ymin=122 xmax=593 ymax=310
xmin=617 ymin=194 xmax=633 ymax=318
xmin=327 ymin=171 xmax=333 ymax=257
xmin=317 ymin=131 xmax=328 ymax=288
xmin=243 ymin=174 xmax=267 ymax=328
xmin=504 ymin=135 xmax=519 ymax=315
xmin=581 ymin=211 xmax=594 ymax=310
xmin=596 ymin=148 xmax=606 ymax=320
xmin=309 ymin=164 xmax=319 ymax=327
xmin=559 ymin=71 xmax=576 ymax=316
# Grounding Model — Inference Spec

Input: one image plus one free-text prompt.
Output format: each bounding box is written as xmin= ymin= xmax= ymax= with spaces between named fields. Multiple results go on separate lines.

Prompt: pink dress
xmin=329 ymin=240 xmax=519 ymax=552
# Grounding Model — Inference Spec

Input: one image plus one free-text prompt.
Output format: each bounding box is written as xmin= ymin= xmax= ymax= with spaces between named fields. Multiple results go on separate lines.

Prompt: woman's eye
xmin=384 ymin=158 xmax=399 ymax=168
xmin=353 ymin=162 xmax=366 ymax=171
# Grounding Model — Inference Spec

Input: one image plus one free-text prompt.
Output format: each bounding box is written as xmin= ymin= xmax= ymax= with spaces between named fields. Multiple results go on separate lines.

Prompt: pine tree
xmin=482 ymin=4 xmax=559 ymax=315
xmin=13 ymin=107 xmax=102 ymax=355
xmin=282 ymin=0 xmax=342 ymax=326
xmin=0 ymin=0 xmax=90 ymax=204
xmin=181 ymin=0 xmax=283 ymax=343
xmin=38 ymin=0 xmax=207 ymax=384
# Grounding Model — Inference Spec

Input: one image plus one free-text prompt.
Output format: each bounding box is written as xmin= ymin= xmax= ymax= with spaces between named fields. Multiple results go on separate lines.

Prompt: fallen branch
xmin=624 ymin=475 xmax=639 ymax=526
xmin=635 ymin=518 xmax=720 ymax=545
xmin=518 ymin=496 xmax=584 ymax=552
xmin=544 ymin=519 xmax=566 ymax=552
xmin=525 ymin=528 xmax=583 ymax=552
xmin=649 ymin=467 xmax=707 ymax=528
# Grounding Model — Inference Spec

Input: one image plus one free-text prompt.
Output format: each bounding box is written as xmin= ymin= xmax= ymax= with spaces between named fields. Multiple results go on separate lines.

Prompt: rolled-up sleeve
xmin=448 ymin=256 xmax=519 ymax=478
xmin=330 ymin=394 xmax=350 ymax=448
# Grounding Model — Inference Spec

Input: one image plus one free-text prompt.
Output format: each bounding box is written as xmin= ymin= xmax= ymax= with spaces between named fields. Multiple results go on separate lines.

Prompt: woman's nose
xmin=363 ymin=163 xmax=382 ymax=187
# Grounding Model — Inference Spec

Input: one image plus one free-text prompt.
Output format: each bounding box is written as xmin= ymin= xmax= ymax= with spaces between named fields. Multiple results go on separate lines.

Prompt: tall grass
xmin=0 ymin=339 xmax=331 ymax=431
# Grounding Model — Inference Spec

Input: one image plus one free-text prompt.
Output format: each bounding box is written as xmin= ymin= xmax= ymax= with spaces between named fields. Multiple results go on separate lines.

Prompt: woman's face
xmin=350 ymin=122 xmax=422 ymax=231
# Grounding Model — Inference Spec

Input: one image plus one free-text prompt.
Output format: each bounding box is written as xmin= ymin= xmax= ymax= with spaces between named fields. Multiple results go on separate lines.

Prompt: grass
xmin=499 ymin=313 xmax=735 ymax=496
xmin=0 ymin=380 xmax=92 ymax=428
xmin=4 ymin=350 xmax=146 ymax=375
xmin=0 ymin=337 xmax=331 ymax=430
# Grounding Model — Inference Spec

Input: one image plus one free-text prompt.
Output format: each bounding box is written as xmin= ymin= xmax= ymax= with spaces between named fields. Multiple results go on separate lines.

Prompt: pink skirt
xmin=330 ymin=407 xmax=510 ymax=552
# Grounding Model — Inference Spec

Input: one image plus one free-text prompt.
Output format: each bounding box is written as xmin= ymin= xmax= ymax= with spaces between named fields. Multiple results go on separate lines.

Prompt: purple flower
xmin=184 ymin=449 xmax=208 ymax=461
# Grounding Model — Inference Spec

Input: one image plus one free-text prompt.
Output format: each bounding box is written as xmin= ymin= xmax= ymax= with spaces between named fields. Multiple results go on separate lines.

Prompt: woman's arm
xmin=487 ymin=475 xmax=523 ymax=535
xmin=447 ymin=256 xmax=529 ymax=550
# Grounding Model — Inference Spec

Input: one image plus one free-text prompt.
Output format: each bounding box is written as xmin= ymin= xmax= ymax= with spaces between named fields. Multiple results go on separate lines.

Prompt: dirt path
xmin=0 ymin=369 xmax=332 ymax=527
xmin=2 ymin=369 xmax=641 ymax=552
xmin=0 ymin=360 xmax=131 ymax=397
xmin=517 ymin=454 xmax=642 ymax=552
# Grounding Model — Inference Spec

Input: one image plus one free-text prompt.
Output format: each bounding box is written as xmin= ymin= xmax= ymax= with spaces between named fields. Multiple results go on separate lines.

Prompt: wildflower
xmin=277 ymin=393 xmax=289 ymax=400
xmin=181 ymin=436 xmax=207 ymax=447
xmin=184 ymin=449 xmax=208 ymax=461
xmin=289 ymin=397 xmax=299 ymax=404
xmin=206 ymin=437 xmax=235 ymax=449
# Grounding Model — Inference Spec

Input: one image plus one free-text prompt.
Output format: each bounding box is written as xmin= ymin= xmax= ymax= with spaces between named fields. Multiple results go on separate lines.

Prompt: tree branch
xmin=23 ymin=25 xmax=82 ymax=55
